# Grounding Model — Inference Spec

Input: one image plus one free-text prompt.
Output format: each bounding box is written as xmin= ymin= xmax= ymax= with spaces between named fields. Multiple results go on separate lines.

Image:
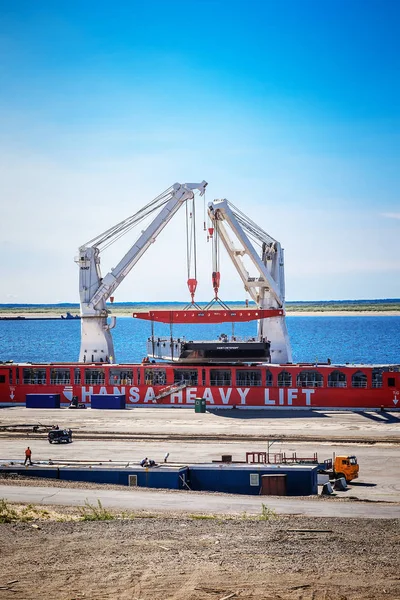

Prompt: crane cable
xmin=185 ymin=195 xmax=198 ymax=304
xmin=84 ymin=186 xmax=175 ymax=251
xmin=228 ymin=201 xmax=276 ymax=248
xmin=212 ymin=219 xmax=220 ymax=299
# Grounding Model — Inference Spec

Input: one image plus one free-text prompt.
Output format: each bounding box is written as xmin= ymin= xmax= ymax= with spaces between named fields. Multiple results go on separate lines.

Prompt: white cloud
xmin=382 ymin=213 xmax=400 ymax=220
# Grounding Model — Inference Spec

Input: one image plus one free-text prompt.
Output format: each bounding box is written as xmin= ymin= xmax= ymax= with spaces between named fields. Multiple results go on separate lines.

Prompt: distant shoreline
xmin=0 ymin=310 xmax=399 ymax=319
xmin=1 ymin=299 xmax=399 ymax=318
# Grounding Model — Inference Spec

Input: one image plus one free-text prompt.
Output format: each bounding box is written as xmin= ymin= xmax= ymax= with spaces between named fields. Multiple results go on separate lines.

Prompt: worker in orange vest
xmin=24 ymin=447 xmax=32 ymax=465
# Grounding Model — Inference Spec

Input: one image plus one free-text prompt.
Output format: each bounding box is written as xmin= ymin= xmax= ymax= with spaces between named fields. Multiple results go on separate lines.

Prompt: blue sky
xmin=0 ymin=0 xmax=399 ymax=303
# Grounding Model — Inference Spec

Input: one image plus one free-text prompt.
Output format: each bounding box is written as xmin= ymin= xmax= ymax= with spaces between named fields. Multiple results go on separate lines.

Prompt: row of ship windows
xmin=5 ymin=367 xmax=394 ymax=389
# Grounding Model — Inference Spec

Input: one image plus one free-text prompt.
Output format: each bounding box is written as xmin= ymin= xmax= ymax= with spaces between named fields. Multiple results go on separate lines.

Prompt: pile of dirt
xmin=1 ymin=511 xmax=399 ymax=599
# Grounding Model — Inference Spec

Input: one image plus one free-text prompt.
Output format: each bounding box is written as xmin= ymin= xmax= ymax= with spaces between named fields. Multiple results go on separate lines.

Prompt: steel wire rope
xmin=99 ymin=199 xmax=170 ymax=253
xmin=185 ymin=202 xmax=191 ymax=280
xmin=83 ymin=186 xmax=174 ymax=249
xmin=185 ymin=196 xmax=198 ymax=283
xmin=192 ymin=195 xmax=197 ymax=280
xmin=97 ymin=190 xmax=173 ymax=250
xmin=228 ymin=201 xmax=276 ymax=247
xmin=98 ymin=187 xmax=173 ymax=243
xmin=212 ymin=219 xmax=220 ymax=279
xmin=233 ymin=216 xmax=269 ymax=248
xmin=90 ymin=186 xmax=202 ymax=254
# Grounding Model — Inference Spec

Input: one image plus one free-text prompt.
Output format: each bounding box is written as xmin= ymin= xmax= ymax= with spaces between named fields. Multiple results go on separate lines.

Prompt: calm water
xmin=1 ymin=316 xmax=399 ymax=364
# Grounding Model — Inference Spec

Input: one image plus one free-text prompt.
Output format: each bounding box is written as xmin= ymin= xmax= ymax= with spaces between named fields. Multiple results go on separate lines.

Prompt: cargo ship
xmin=1 ymin=181 xmax=398 ymax=410
xmin=1 ymin=359 xmax=399 ymax=409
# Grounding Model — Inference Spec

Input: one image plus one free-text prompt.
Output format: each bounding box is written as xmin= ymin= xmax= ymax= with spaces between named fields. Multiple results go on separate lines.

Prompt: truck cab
xmin=334 ymin=455 xmax=359 ymax=482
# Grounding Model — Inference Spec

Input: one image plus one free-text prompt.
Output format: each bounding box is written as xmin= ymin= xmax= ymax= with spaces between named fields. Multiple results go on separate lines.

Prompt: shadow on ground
xmin=350 ymin=481 xmax=377 ymax=488
xmin=208 ymin=409 xmax=330 ymax=420
xmin=358 ymin=411 xmax=400 ymax=424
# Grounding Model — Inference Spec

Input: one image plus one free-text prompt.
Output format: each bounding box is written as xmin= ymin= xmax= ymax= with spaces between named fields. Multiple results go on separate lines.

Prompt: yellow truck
xmin=321 ymin=455 xmax=359 ymax=483
xmin=246 ymin=451 xmax=359 ymax=483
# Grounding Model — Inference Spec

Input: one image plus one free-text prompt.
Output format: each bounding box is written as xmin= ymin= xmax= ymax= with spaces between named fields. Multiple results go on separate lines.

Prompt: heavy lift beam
xmin=76 ymin=181 xmax=208 ymax=363
xmin=208 ymin=199 xmax=292 ymax=363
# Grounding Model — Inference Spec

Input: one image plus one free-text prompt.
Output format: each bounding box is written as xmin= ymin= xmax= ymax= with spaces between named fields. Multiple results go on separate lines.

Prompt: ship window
xmin=174 ymin=369 xmax=198 ymax=385
xmin=84 ymin=369 xmax=105 ymax=385
xmin=351 ymin=371 xmax=367 ymax=388
xmin=145 ymin=368 xmax=166 ymax=386
xmin=23 ymin=368 xmax=47 ymax=385
xmin=265 ymin=370 xmax=273 ymax=386
xmin=50 ymin=368 xmax=71 ymax=385
xmin=137 ymin=369 xmax=141 ymax=385
xmin=74 ymin=368 xmax=81 ymax=385
xmin=236 ymin=370 xmax=262 ymax=387
xmin=328 ymin=370 xmax=347 ymax=388
xmin=297 ymin=371 xmax=323 ymax=388
xmin=0 ymin=375 xmax=5 ymax=384
xmin=372 ymin=369 xmax=383 ymax=388
xmin=109 ymin=369 xmax=133 ymax=385
xmin=210 ymin=369 xmax=232 ymax=386
xmin=388 ymin=377 xmax=395 ymax=387
xmin=278 ymin=371 xmax=292 ymax=387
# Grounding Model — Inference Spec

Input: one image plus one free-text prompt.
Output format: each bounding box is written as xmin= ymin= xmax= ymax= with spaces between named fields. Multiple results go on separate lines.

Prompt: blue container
xmin=0 ymin=464 xmax=189 ymax=490
xmin=0 ymin=467 xmax=60 ymax=480
xmin=58 ymin=465 xmax=189 ymax=489
xmin=188 ymin=464 xmax=318 ymax=496
xmin=91 ymin=394 xmax=126 ymax=409
xmin=125 ymin=466 xmax=189 ymax=490
xmin=26 ymin=394 xmax=60 ymax=408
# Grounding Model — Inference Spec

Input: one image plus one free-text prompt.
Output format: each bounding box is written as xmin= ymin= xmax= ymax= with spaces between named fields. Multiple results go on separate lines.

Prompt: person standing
xmin=24 ymin=447 xmax=32 ymax=465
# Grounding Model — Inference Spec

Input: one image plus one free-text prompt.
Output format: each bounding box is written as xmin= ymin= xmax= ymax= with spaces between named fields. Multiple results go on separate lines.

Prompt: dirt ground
xmin=1 ymin=408 xmax=400 ymax=599
xmin=1 ymin=508 xmax=400 ymax=600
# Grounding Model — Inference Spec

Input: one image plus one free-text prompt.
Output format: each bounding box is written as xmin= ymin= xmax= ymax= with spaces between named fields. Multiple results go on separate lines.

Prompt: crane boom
xmin=208 ymin=199 xmax=292 ymax=363
xmin=76 ymin=181 xmax=207 ymax=363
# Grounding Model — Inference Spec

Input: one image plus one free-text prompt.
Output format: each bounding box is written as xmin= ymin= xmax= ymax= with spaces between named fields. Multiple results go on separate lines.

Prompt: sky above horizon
xmin=0 ymin=0 xmax=399 ymax=303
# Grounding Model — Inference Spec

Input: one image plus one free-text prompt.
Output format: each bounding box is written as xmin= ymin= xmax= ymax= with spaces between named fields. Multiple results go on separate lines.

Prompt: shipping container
xmin=188 ymin=463 xmax=318 ymax=496
xmin=0 ymin=464 xmax=189 ymax=490
xmin=91 ymin=394 xmax=126 ymax=409
xmin=25 ymin=394 xmax=60 ymax=409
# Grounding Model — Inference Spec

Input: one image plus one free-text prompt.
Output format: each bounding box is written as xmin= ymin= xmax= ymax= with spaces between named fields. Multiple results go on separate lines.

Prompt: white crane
xmin=75 ymin=181 xmax=208 ymax=363
xmin=208 ymin=199 xmax=292 ymax=363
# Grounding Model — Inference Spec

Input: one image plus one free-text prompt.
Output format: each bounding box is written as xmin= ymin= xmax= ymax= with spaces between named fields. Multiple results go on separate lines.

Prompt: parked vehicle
xmin=48 ymin=429 xmax=73 ymax=444
xmin=320 ymin=455 xmax=359 ymax=483
xmin=246 ymin=451 xmax=359 ymax=483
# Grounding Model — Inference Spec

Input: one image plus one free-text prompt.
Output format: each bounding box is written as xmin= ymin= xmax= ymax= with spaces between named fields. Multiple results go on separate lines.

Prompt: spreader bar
xmin=132 ymin=309 xmax=283 ymax=324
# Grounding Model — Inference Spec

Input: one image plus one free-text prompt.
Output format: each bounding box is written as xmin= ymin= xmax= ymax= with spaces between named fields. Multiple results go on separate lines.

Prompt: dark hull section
xmin=146 ymin=338 xmax=271 ymax=362
xmin=179 ymin=341 xmax=270 ymax=363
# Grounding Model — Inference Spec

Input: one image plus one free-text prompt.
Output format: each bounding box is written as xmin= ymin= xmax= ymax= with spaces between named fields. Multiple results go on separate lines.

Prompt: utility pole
xmin=266 ymin=439 xmax=277 ymax=463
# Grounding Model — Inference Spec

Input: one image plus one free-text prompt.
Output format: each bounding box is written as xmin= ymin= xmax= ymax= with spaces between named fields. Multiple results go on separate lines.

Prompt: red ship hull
xmin=1 ymin=362 xmax=399 ymax=409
